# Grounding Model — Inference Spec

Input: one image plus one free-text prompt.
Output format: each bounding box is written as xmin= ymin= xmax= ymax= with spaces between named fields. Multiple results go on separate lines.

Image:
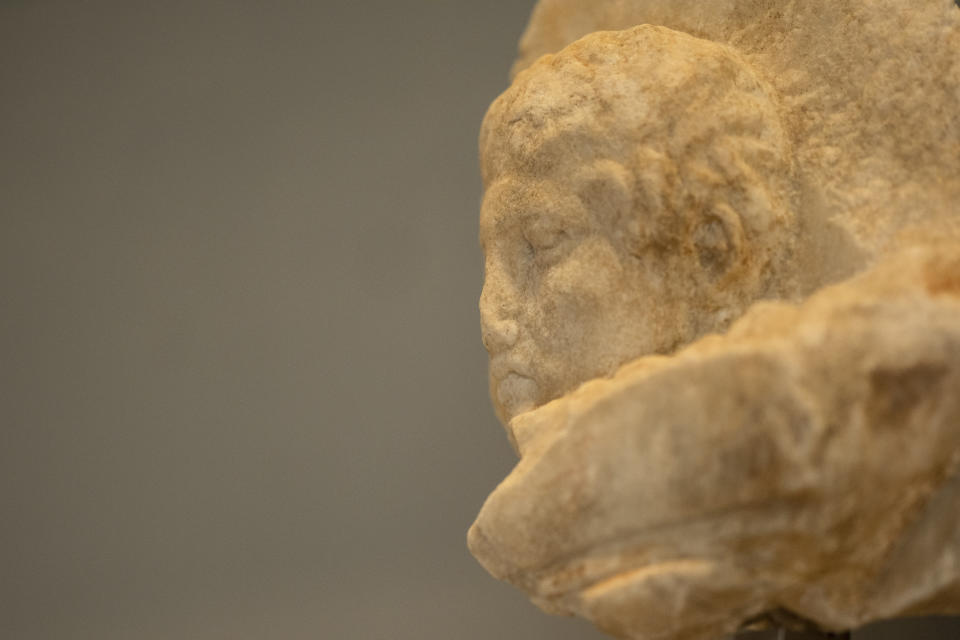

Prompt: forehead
xmin=479 ymin=176 xmax=592 ymax=244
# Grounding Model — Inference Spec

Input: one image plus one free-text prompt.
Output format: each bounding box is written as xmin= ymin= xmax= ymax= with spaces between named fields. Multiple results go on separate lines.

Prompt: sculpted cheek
xmin=532 ymin=240 xmax=631 ymax=398
xmin=537 ymin=239 xmax=627 ymax=363
xmin=541 ymin=239 xmax=624 ymax=304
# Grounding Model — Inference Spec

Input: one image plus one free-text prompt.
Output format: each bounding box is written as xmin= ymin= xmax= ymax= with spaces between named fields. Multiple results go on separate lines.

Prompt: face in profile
xmin=479 ymin=157 xmax=687 ymax=424
xmin=478 ymin=26 xmax=795 ymax=424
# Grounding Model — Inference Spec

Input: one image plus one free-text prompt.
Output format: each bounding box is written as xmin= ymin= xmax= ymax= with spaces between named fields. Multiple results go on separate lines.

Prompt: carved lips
xmin=489 ymin=356 xmax=539 ymax=419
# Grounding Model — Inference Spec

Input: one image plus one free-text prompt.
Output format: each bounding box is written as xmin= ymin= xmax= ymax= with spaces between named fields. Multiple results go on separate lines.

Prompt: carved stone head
xmin=479 ymin=26 xmax=798 ymax=423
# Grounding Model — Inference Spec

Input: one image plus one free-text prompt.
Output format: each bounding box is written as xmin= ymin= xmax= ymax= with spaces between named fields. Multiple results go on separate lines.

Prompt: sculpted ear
xmin=693 ymin=203 xmax=745 ymax=278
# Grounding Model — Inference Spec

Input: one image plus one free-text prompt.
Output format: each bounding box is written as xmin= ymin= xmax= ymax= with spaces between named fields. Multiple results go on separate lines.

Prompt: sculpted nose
xmin=479 ymin=281 xmax=520 ymax=352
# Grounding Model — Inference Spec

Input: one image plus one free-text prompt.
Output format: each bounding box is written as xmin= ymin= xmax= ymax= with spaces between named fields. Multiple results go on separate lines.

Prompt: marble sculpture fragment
xmin=469 ymin=2 xmax=960 ymax=639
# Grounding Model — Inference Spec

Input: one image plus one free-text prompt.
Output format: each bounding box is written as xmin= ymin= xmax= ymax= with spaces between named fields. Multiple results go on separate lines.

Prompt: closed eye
xmin=527 ymin=226 xmax=566 ymax=253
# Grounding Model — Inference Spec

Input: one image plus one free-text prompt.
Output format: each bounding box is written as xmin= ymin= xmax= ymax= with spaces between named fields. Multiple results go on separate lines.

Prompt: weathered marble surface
xmin=470 ymin=2 xmax=960 ymax=639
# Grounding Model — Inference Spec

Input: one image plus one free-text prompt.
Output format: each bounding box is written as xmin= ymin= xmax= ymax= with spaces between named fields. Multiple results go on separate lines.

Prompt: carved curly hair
xmin=480 ymin=25 xmax=799 ymax=315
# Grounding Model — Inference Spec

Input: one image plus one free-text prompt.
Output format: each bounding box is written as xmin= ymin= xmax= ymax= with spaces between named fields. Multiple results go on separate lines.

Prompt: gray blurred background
xmin=2 ymin=2 xmax=958 ymax=639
